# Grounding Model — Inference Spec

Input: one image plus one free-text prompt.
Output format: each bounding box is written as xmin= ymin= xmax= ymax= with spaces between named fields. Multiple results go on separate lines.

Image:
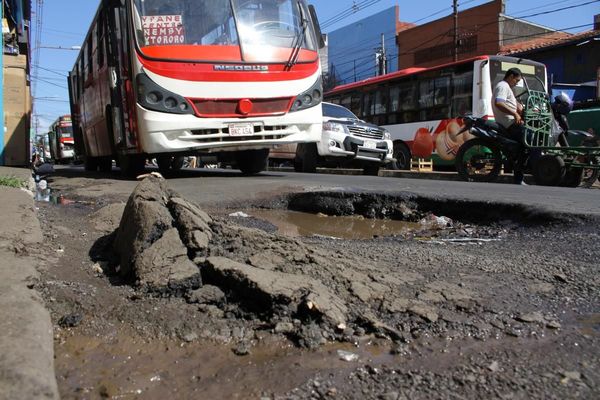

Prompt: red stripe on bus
xmin=140 ymin=45 xmax=318 ymax=64
xmin=138 ymin=54 xmax=319 ymax=82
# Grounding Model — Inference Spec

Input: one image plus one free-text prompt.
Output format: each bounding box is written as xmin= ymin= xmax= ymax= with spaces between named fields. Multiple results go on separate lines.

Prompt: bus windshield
xmin=132 ymin=0 xmax=317 ymax=63
xmin=489 ymin=59 xmax=547 ymax=93
xmin=59 ymin=126 xmax=73 ymax=138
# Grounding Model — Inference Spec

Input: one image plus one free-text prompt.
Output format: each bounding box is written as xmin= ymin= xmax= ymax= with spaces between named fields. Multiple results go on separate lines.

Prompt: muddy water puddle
xmin=577 ymin=313 xmax=600 ymax=336
xmin=56 ymin=329 xmax=572 ymax=399
xmin=55 ymin=332 xmax=397 ymax=399
xmin=247 ymin=210 xmax=420 ymax=239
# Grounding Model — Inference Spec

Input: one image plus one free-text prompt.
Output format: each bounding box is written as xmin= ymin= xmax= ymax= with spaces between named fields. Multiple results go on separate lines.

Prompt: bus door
xmin=106 ymin=0 xmax=135 ymax=150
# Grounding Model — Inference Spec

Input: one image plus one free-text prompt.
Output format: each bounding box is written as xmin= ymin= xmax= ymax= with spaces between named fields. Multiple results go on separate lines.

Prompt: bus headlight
xmin=290 ymin=77 xmax=322 ymax=113
xmin=136 ymin=73 xmax=194 ymax=115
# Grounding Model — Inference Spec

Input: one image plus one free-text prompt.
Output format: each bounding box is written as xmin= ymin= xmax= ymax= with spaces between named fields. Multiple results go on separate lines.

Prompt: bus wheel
xmin=391 ymin=142 xmax=411 ymax=170
xmin=235 ymin=149 xmax=269 ymax=175
xmin=118 ymin=154 xmax=146 ymax=177
xmin=296 ymin=143 xmax=318 ymax=173
xmin=84 ymin=156 xmax=98 ymax=172
xmin=455 ymin=138 xmax=502 ymax=182
xmin=171 ymin=156 xmax=185 ymax=171
xmin=156 ymin=156 xmax=173 ymax=174
xmin=98 ymin=157 xmax=113 ymax=173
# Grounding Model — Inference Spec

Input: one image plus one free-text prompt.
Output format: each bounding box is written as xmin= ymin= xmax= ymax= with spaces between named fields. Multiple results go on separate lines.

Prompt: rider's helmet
xmin=552 ymin=92 xmax=574 ymax=116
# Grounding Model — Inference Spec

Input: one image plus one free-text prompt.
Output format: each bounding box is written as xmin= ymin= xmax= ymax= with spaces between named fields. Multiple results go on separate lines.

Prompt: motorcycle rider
xmin=492 ymin=67 xmax=527 ymax=184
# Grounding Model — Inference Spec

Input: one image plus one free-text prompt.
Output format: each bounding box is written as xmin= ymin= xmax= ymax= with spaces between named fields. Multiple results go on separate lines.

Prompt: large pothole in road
xmin=98 ymin=177 xmax=571 ymax=349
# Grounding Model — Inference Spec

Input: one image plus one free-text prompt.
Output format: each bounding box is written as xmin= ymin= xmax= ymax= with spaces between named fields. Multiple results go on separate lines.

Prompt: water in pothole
xmin=247 ymin=209 xmax=421 ymax=239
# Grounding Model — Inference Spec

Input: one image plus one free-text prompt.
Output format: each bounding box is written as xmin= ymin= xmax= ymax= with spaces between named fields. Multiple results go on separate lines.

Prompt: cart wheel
xmin=533 ymin=154 xmax=565 ymax=186
xmin=560 ymin=167 xmax=584 ymax=187
xmin=581 ymin=156 xmax=600 ymax=188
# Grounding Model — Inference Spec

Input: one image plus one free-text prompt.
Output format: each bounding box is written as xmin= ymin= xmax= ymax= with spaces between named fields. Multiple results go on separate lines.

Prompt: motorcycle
xmin=454 ymin=116 xmax=525 ymax=183
xmin=455 ymin=90 xmax=600 ymax=186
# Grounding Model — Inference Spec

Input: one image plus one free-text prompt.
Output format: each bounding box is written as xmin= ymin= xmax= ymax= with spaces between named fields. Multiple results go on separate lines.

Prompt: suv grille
xmin=348 ymin=126 xmax=384 ymax=140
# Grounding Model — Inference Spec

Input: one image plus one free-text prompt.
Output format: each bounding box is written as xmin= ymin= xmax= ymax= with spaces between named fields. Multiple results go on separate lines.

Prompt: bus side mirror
xmin=308 ymin=5 xmax=325 ymax=49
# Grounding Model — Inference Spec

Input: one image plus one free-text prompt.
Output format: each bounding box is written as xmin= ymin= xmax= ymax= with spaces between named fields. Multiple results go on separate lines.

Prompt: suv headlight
xmin=383 ymin=130 xmax=391 ymax=140
xmin=323 ymin=121 xmax=347 ymax=133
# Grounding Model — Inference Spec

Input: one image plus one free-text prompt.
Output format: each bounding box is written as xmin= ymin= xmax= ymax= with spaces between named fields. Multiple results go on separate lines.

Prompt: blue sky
xmin=31 ymin=0 xmax=599 ymax=133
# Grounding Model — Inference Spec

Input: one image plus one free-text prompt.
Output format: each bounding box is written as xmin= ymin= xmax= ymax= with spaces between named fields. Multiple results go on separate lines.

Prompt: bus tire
xmin=391 ymin=142 xmax=411 ymax=170
xmin=299 ymin=143 xmax=318 ymax=173
xmin=235 ymin=149 xmax=269 ymax=175
xmin=98 ymin=157 xmax=113 ymax=173
xmin=84 ymin=156 xmax=98 ymax=172
xmin=171 ymin=156 xmax=185 ymax=171
xmin=455 ymin=138 xmax=502 ymax=182
xmin=156 ymin=156 xmax=172 ymax=174
xmin=118 ymin=154 xmax=146 ymax=177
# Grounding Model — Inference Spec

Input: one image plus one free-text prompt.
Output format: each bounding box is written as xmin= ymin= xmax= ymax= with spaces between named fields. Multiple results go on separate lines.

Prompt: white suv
xmin=294 ymin=102 xmax=394 ymax=175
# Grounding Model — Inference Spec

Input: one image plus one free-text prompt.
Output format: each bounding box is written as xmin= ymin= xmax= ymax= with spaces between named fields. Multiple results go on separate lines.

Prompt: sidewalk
xmin=0 ymin=167 xmax=59 ymax=400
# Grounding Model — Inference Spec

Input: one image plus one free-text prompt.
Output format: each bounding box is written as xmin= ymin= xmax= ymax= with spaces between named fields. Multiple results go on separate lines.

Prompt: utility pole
xmin=381 ymin=33 xmax=387 ymax=75
xmin=375 ymin=34 xmax=387 ymax=76
xmin=453 ymin=0 xmax=458 ymax=62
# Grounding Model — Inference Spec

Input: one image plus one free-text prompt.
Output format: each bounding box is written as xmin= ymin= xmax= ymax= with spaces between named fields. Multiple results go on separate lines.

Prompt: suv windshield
xmin=323 ymin=103 xmax=359 ymax=120
xmin=132 ymin=0 xmax=317 ymax=63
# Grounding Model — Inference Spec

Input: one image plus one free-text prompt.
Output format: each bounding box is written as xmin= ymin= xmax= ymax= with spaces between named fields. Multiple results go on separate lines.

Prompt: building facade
xmin=2 ymin=0 xmax=31 ymax=166
xmin=326 ymin=6 xmax=413 ymax=88
xmin=396 ymin=0 xmax=558 ymax=69
xmin=500 ymin=22 xmax=600 ymax=101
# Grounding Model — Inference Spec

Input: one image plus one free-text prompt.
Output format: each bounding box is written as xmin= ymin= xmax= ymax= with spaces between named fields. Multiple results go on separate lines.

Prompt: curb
xmin=0 ymin=167 xmax=60 ymax=400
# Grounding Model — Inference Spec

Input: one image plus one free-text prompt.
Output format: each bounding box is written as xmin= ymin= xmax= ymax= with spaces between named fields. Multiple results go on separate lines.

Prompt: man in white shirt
xmin=492 ymin=67 xmax=527 ymax=184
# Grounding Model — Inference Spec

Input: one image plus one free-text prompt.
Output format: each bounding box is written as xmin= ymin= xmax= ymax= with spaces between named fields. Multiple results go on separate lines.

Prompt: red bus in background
xmin=68 ymin=0 xmax=325 ymax=175
xmin=325 ymin=56 xmax=547 ymax=169
xmin=48 ymin=115 xmax=75 ymax=163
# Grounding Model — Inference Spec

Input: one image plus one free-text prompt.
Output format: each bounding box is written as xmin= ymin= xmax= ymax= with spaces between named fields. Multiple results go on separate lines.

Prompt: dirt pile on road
xmin=113 ymin=176 xmax=359 ymax=344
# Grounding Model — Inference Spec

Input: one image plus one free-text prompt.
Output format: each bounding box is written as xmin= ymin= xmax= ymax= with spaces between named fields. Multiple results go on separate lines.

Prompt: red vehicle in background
xmin=48 ymin=115 xmax=75 ymax=164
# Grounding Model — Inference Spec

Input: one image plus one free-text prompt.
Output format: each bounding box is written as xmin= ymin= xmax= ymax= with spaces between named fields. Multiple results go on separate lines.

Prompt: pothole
xmin=240 ymin=209 xmax=420 ymax=239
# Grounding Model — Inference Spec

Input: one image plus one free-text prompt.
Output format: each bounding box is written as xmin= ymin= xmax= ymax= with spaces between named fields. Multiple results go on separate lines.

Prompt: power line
xmin=33 ymin=76 xmax=68 ymax=90
xmin=321 ymin=0 xmax=385 ymax=30
xmin=333 ymin=22 xmax=594 ymax=85
xmin=328 ymin=0 xmax=598 ymax=83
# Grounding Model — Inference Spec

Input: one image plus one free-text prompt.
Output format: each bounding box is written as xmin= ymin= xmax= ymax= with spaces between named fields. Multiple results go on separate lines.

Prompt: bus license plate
xmin=363 ymin=141 xmax=377 ymax=149
xmin=229 ymin=123 xmax=254 ymax=136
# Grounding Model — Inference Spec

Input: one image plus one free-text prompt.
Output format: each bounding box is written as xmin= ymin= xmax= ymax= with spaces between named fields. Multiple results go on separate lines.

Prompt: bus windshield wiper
xmin=285 ymin=1 xmax=308 ymax=70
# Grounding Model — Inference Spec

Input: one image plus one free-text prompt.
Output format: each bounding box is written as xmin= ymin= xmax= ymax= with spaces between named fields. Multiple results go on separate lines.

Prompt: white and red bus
xmin=324 ymin=56 xmax=547 ymax=169
xmin=48 ymin=115 xmax=75 ymax=163
xmin=68 ymin=0 xmax=324 ymax=175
